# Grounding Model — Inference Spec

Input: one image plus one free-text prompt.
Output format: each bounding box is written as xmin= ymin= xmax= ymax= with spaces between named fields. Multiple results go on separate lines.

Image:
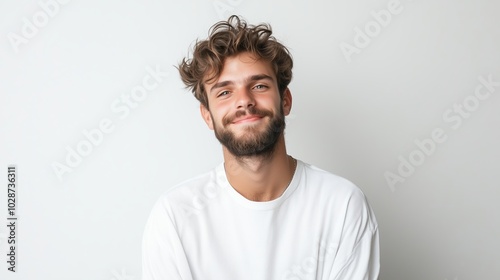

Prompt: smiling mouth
xmin=232 ymin=115 xmax=263 ymax=124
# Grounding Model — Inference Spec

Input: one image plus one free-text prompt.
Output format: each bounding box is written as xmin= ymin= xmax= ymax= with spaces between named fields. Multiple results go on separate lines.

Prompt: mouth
xmin=232 ymin=115 xmax=264 ymax=124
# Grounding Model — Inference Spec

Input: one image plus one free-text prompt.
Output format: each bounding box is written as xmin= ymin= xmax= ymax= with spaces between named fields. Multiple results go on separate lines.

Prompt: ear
xmin=200 ymin=103 xmax=214 ymax=130
xmin=282 ymin=88 xmax=292 ymax=116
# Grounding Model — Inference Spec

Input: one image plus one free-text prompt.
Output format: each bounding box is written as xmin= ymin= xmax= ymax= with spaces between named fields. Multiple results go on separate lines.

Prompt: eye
xmin=217 ymin=90 xmax=230 ymax=97
xmin=253 ymin=84 xmax=268 ymax=90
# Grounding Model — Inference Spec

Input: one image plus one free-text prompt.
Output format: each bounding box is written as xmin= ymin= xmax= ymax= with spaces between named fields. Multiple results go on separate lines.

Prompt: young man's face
xmin=201 ymin=51 xmax=292 ymax=157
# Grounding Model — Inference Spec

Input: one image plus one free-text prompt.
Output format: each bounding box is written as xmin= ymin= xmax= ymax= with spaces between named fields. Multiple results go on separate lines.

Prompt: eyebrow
xmin=209 ymin=74 xmax=274 ymax=95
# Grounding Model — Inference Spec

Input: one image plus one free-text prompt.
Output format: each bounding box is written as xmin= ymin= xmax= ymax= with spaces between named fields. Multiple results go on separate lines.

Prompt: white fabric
xmin=142 ymin=160 xmax=380 ymax=280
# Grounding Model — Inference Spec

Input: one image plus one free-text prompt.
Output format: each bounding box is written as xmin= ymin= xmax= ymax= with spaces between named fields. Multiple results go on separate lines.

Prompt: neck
xmin=222 ymin=135 xmax=296 ymax=202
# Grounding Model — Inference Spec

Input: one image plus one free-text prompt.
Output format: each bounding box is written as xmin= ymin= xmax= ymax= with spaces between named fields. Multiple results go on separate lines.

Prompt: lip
xmin=232 ymin=115 xmax=263 ymax=124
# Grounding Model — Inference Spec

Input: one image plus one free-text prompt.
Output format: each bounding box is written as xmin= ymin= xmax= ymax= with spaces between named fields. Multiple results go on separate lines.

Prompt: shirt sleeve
xmin=141 ymin=199 xmax=193 ymax=280
xmin=330 ymin=189 xmax=380 ymax=280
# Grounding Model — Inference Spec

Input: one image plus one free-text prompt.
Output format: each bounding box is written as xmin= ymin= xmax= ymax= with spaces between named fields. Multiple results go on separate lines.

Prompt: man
xmin=142 ymin=15 xmax=379 ymax=280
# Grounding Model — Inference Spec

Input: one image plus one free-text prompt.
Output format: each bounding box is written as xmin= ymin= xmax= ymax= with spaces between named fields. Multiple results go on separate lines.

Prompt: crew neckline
xmin=215 ymin=160 xmax=303 ymax=210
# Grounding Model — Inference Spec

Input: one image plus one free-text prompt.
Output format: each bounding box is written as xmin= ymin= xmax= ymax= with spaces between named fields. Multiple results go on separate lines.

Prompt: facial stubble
xmin=211 ymin=105 xmax=286 ymax=159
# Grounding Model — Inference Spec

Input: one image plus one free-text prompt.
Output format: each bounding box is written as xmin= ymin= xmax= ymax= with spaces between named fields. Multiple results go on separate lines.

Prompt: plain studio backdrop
xmin=1 ymin=0 xmax=499 ymax=279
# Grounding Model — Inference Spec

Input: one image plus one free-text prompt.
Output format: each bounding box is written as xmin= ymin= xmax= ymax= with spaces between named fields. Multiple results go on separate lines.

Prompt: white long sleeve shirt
xmin=142 ymin=160 xmax=380 ymax=280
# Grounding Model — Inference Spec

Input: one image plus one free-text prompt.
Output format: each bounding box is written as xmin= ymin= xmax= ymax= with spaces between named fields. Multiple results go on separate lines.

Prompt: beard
xmin=212 ymin=105 xmax=286 ymax=158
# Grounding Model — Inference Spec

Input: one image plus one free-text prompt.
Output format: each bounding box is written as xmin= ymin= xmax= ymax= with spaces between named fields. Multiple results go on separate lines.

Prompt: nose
xmin=235 ymin=88 xmax=255 ymax=110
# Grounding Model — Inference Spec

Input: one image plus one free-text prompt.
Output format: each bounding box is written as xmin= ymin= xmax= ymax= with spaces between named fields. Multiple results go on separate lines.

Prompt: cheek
xmin=215 ymin=103 xmax=233 ymax=118
xmin=268 ymin=97 xmax=283 ymax=112
xmin=209 ymin=109 xmax=226 ymax=127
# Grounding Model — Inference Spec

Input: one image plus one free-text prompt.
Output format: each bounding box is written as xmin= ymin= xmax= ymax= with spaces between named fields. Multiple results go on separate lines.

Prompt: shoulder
xmin=298 ymin=161 xmax=377 ymax=227
xmin=147 ymin=164 xmax=223 ymax=221
xmin=300 ymin=161 xmax=364 ymax=198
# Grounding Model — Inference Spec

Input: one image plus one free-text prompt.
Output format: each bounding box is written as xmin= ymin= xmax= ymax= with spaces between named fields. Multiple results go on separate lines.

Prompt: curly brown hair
xmin=178 ymin=15 xmax=293 ymax=109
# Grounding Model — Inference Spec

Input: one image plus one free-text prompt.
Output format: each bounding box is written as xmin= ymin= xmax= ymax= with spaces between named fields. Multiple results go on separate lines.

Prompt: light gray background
xmin=1 ymin=0 xmax=499 ymax=279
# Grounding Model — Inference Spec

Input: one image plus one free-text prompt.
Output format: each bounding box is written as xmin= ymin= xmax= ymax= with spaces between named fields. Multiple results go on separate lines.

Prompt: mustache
xmin=222 ymin=107 xmax=273 ymax=126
